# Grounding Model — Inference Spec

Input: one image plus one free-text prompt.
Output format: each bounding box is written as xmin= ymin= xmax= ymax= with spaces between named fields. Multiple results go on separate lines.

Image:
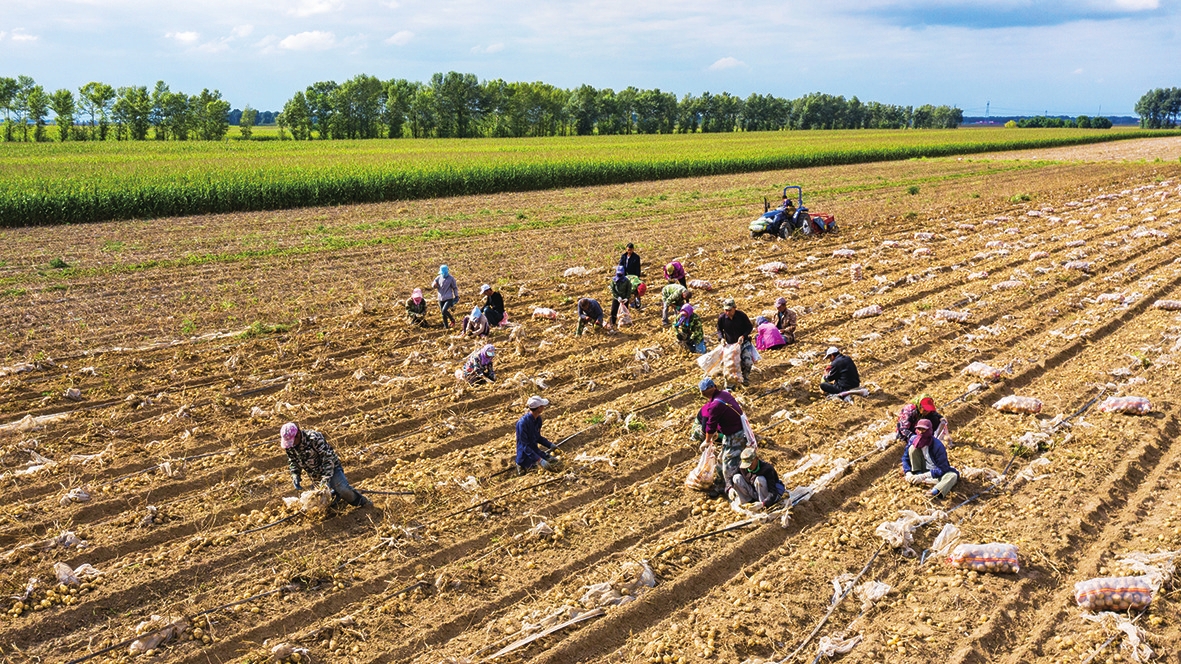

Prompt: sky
xmin=1 ymin=0 xmax=1177 ymax=116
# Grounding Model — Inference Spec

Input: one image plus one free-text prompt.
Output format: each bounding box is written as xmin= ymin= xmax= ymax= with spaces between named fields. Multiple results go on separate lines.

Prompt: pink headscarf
xmin=912 ymin=419 xmax=933 ymax=449
xmin=280 ymin=422 xmax=300 ymax=449
xmin=411 ymin=288 xmax=423 ymax=304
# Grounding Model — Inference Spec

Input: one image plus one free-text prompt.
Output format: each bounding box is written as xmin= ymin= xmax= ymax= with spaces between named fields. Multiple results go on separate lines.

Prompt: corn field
xmin=0 ymin=128 xmax=1174 ymax=226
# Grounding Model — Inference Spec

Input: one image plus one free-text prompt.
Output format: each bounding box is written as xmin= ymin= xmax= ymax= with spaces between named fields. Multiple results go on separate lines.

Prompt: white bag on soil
xmin=687 ymin=279 xmax=713 ymax=291
xmin=298 ymin=488 xmax=331 ymax=517
xmin=1098 ymin=396 xmax=1152 ymax=414
xmin=1074 ymin=576 xmax=1154 ymax=612
xmin=853 ymin=304 xmax=882 ymax=318
xmin=1152 ymin=299 xmax=1181 ymax=310
xmin=949 ymin=543 xmax=1020 ymax=573
xmin=129 ymin=615 xmax=189 ymax=655
xmin=962 ymin=361 xmax=1007 ymax=381
xmin=992 ymin=395 xmax=1043 ymax=414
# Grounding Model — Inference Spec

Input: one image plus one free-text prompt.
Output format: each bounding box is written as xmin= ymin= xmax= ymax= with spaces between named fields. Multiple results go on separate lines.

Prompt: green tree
xmin=113 ymin=86 xmax=152 ymax=140
xmin=191 ymin=89 xmax=231 ymax=140
xmin=239 ymin=105 xmax=257 ymax=139
xmin=27 ymin=86 xmax=49 ymax=142
xmin=408 ymin=84 xmax=437 ymax=138
xmin=0 ymin=77 xmax=17 ymax=141
xmin=430 ymin=71 xmax=483 ymax=138
xmin=381 ymin=79 xmax=414 ymax=138
xmin=566 ymin=84 xmax=599 ymax=136
xmin=305 ymin=81 xmax=338 ymax=139
xmin=280 ymin=92 xmax=312 ymax=140
xmin=79 ymin=81 xmax=116 ymax=140
xmin=13 ymin=75 xmax=36 ymax=141
xmin=50 ymin=89 xmax=75 ymax=141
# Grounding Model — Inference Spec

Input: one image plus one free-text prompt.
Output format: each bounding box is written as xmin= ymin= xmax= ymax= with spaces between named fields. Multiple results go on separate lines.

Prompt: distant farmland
xmin=0 ymin=127 xmax=1176 ymax=226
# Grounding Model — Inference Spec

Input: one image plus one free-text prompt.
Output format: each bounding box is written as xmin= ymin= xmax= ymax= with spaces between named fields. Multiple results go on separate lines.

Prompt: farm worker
xmin=729 ymin=448 xmax=785 ymax=508
xmin=754 ymin=316 xmax=788 ymax=352
xmin=716 ymin=298 xmax=756 ymax=385
xmin=820 ymin=347 xmax=861 ymax=397
xmin=432 ymin=265 xmax=460 ymax=329
xmin=280 ymin=422 xmax=372 ymax=508
xmin=515 ymin=395 xmax=558 ymax=475
xmin=901 ymin=419 xmax=958 ymax=499
xmin=460 ymin=306 xmax=490 ymax=338
xmin=896 ymin=395 xmax=945 ymax=444
xmin=619 ymin=242 xmax=641 ymax=278
xmin=461 ymin=344 xmax=496 ymax=384
xmin=405 ymin=288 xmax=428 ymax=327
xmin=626 ymin=274 xmax=646 ymax=310
xmin=780 ymin=196 xmax=798 ymax=232
xmin=575 ymin=297 xmax=604 ymax=336
xmin=774 ymin=297 xmax=798 ymax=344
xmin=480 ymin=284 xmax=507 ymax=327
xmin=664 ymin=261 xmax=687 ymax=288
xmin=674 ymin=304 xmax=706 ymax=354
xmin=698 ymin=378 xmax=750 ymax=494
xmin=608 ymin=266 xmax=634 ymax=328
xmin=661 ymin=281 xmax=690 ymax=327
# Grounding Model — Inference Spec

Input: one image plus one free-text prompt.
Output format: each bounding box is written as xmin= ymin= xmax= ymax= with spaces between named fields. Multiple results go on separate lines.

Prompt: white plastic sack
xmin=128 ymin=615 xmax=188 ymax=655
xmin=685 ymin=446 xmax=717 ymax=491
xmin=298 ymin=488 xmax=331 ymax=517
xmin=876 ymin=510 xmax=945 ymax=553
xmin=563 ymin=266 xmax=589 ymax=277
xmin=53 ymin=562 xmax=80 ymax=586
xmin=854 ymin=580 xmax=891 ymax=611
xmin=930 ymin=523 xmax=962 ymax=558
xmin=853 ymin=304 xmax=882 ymax=318
xmin=720 ymin=343 xmax=743 ymax=385
xmin=531 ymin=307 xmax=559 ymax=320
xmin=832 ymin=249 xmax=857 ymax=258
xmin=850 ymin=263 xmax=864 ymax=282
xmin=992 ymin=280 xmax=1025 ymax=290
xmin=696 ymin=345 xmax=725 ymax=377
xmin=1075 ymin=576 xmax=1153 ymax=612
xmin=993 ymin=395 xmax=1043 ymax=414
xmin=1015 ymin=457 xmax=1051 ymax=483
xmin=934 ymin=309 xmax=969 ymax=322
xmin=774 ymin=278 xmax=802 ymax=289
xmin=687 ymin=279 xmax=713 ymax=291
xmin=1080 ymin=613 xmax=1154 ymax=664
xmin=817 ymin=634 xmax=862 ymax=658
xmin=1152 ymin=299 xmax=1181 ymax=310
xmin=1098 ymin=396 xmax=1152 ymax=414
xmin=949 ymin=543 xmax=1020 ymax=574
xmin=758 ymin=261 xmax=789 ymax=273
xmin=617 ymin=302 xmax=632 ymax=327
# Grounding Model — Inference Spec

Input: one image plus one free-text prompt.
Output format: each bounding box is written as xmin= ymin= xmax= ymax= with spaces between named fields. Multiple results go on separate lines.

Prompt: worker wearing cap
xmin=663 ymin=261 xmax=687 ymax=288
xmin=619 ymin=243 xmax=641 ymax=278
xmin=716 ymin=298 xmax=756 ymax=385
xmin=661 ymin=280 xmax=690 ymax=327
xmin=698 ymin=377 xmax=750 ymax=493
xmin=515 ymin=396 xmax=558 ymax=475
xmin=280 ymin=422 xmax=371 ymax=508
xmin=820 ymin=347 xmax=860 ymax=396
xmin=730 ymin=448 xmax=784 ymax=507
xmin=774 ymin=297 xmax=797 ymax=344
xmin=480 ymin=284 xmax=506 ymax=327
xmin=901 ymin=418 xmax=958 ymax=499
xmin=897 ymin=394 xmax=945 ymax=443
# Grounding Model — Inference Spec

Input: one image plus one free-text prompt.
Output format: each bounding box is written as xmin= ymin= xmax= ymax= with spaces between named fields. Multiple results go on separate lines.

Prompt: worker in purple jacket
xmin=698 ymin=377 xmax=751 ymax=493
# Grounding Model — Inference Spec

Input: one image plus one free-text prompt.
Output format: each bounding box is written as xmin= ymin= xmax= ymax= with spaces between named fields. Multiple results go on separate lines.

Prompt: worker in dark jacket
xmin=717 ymin=298 xmax=756 ymax=384
xmin=901 ymin=419 xmax=958 ymax=498
xmin=619 ymin=243 xmax=641 ymax=277
xmin=480 ymin=284 xmax=506 ymax=327
xmin=515 ymin=395 xmax=557 ymax=475
xmin=730 ymin=448 xmax=784 ymax=507
xmin=575 ymin=297 xmax=604 ymax=336
xmin=607 ymin=266 xmax=633 ymax=328
xmin=896 ymin=395 xmax=945 ymax=443
xmin=280 ymin=422 xmax=371 ymax=508
xmin=774 ymin=297 xmax=798 ymax=344
xmin=698 ymin=378 xmax=750 ymax=492
xmin=820 ymin=346 xmax=860 ymax=396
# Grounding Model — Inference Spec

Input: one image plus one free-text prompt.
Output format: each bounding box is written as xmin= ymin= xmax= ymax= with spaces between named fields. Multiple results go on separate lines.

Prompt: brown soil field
xmin=972 ymin=135 xmax=1181 ymax=162
xmin=2 ymin=149 xmax=1181 ymax=664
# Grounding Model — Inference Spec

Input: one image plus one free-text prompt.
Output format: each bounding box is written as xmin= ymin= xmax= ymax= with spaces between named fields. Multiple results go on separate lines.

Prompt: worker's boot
xmin=515 ymin=463 xmax=528 ymax=477
xmin=355 ymin=495 xmax=373 ymax=508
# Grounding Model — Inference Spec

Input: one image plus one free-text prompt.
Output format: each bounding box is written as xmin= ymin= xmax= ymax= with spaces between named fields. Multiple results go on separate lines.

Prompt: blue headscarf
xmin=440 ymin=265 xmax=450 ymax=277
xmin=613 ymin=265 xmax=627 ymax=282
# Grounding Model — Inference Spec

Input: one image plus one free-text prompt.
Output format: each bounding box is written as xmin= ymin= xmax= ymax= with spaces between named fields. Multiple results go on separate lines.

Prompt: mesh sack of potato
xmin=948 ymin=543 xmax=1020 ymax=574
xmin=298 ymin=488 xmax=331 ymax=518
xmin=1098 ymin=396 xmax=1152 ymax=415
xmin=992 ymin=395 xmax=1043 ymax=414
xmin=1074 ymin=576 xmax=1154 ymax=612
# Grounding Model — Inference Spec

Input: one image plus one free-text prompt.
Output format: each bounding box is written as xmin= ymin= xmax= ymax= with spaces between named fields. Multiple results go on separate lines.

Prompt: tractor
xmin=749 ymin=185 xmax=837 ymax=239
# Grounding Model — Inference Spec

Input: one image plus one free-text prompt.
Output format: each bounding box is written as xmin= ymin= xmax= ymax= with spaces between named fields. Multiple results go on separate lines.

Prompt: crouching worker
xmin=729 ymin=448 xmax=785 ymax=508
xmin=901 ymin=418 xmax=958 ymax=499
xmin=461 ymin=344 xmax=496 ymax=384
xmin=897 ymin=395 xmax=945 ymax=443
xmin=674 ymin=304 xmax=706 ymax=354
xmin=405 ymin=288 xmax=428 ymax=326
xmin=754 ymin=316 xmax=788 ymax=352
xmin=576 ymin=297 xmax=605 ymax=336
xmin=516 ymin=395 xmax=558 ymax=475
xmin=461 ymin=306 xmax=490 ymax=338
xmin=281 ymin=422 xmax=371 ymax=508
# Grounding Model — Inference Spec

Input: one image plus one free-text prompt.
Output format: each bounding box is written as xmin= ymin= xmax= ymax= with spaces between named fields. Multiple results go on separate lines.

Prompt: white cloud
xmin=1110 ymin=0 xmax=1158 ymax=9
xmin=707 ymin=56 xmax=745 ymax=71
xmin=289 ymin=0 xmax=343 ymax=17
xmin=471 ymin=42 xmax=504 ymax=54
xmin=279 ymin=30 xmax=336 ymax=50
xmin=0 ymin=31 xmax=7 ymax=41
xmin=1073 ymin=67 xmax=1084 ymax=74
xmin=232 ymin=24 xmax=254 ymax=38
xmin=385 ymin=29 xmax=413 ymax=45
xmin=166 ymin=30 xmax=200 ymax=43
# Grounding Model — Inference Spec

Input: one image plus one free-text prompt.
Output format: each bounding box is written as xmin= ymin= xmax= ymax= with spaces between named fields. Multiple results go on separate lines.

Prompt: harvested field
xmin=973 ymin=134 xmax=1181 ymax=162
xmin=2 ymin=151 xmax=1181 ymax=664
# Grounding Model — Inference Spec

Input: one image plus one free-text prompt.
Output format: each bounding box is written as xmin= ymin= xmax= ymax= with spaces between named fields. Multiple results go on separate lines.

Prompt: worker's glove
xmin=317 ymin=479 xmax=331 ymax=491
xmin=292 ymin=475 xmax=303 ymax=491
xmin=905 ymin=472 xmax=932 ymax=486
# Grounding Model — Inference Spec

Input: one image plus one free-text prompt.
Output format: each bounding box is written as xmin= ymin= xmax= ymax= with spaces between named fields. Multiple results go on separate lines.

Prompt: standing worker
xmin=901 ymin=419 xmax=958 ymax=499
xmin=620 ymin=242 xmax=641 ymax=278
xmin=480 ymin=284 xmax=506 ymax=327
xmin=774 ymin=297 xmax=798 ymax=344
xmin=432 ymin=265 xmax=459 ymax=329
xmin=664 ymin=261 xmax=687 ymax=288
xmin=661 ymin=279 xmax=690 ymax=327
xmin=717 ymin=298 xmax=756 ymax=385
xmin=575 ymin=297 xmax=605 ymax=336
xmin=730 ymin=448 xmax=784 ymax=508
xmin=698 ymin=378 xmax=751 ymax=495
xmin=280 ymin=422 xmax=372 ymax=508
xmin=515 ymin=396 xmax=558 ymax=475
xmin=405 ymin=288 xmax=428 ymax=327
xmin=608 ymin=266 xmax=633 ymax=329
xmin=820 ymin=346 xmax=861 ymax=399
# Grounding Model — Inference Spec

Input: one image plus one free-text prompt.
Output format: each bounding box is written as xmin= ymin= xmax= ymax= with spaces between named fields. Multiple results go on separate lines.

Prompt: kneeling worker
xmin=281 ymin=422 xmax=371 ymax=508
xmin=901 ymin=418 xmax=958 ymax=499
xmin=730 ymin=448 xmax=785 ymax=508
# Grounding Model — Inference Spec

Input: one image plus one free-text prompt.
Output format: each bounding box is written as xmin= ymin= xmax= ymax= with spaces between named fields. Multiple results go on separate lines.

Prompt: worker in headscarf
xmin=897 ymin=395 xmax=945 ymax=444
xmin=901 ymin=419 xmax=958 ymax=499
xmin=717 ymin=298 xmax=755 ymax=385
xmin=661 ymin=279 xmax=690 ymax=327
xmin=460 ymin=306 xmax=490 ymax=338
xmin=280 ymin=422 xmax=371 ymax=508
xmin=608 ymin=265 xmax=633 ymax=329
xmin=460 ymin=344 xmax=496 ymax=384
xmin=698 ymin=377 xmax=750 ymax=495
xmin=664 ymin=261 xmax=687 ymax=288
xmin=432 ymin=265 xmax=459 ymax=329
xmin=515 ymin=395 xmax=558 ymax=475
xmin=405 ymin=288 xmax=427 ymax=326
xmin=674 ymin=303 xmax=705 ymax=353
xmin=575 ymin=297 xmax=605 ymax=336
xmin=480 ymin=284 xmax=506 ymax=327
xmin=730 ymin=448 xmax=784 ymax=508
xmin=754 ymin=316 xmax=787 ymax=352
xmin=774 ymin=297 xmax=798 ymax=344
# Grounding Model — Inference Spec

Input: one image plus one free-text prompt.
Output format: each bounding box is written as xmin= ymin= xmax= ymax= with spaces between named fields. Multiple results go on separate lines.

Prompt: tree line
xmin=1135 ymin=88 xmax=1181 ymax=129
xmin=276 ymin=72 xmax=965 ymax=140
xmin=0 ymin=75 xmax=234 ymax=142
xmin=1005 ymin=115 xmax=1114 ymax=129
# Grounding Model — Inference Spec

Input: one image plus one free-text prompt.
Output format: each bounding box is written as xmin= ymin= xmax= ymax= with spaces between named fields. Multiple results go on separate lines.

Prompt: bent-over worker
xmin=461 ymin=344 xmax=496 ymax=384
xmin=460 ymin=306 xmax=490 ymax=338
xmin=674 ymin=304 xmax=706 ymax=354
xmin=698 ymin=377 xmax=751 ymax=493
xmin=281 ymin=422 xmax=371 ymax=508
xmin=515 ymin=395 xmax=557 ymax=475
xmin=575 ymin=297 xmax=604 ymax=336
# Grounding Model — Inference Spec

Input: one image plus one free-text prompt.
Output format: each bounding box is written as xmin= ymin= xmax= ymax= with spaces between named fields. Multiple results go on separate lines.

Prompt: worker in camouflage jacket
xmin=280 ymin=422 xmax=372 ymax=508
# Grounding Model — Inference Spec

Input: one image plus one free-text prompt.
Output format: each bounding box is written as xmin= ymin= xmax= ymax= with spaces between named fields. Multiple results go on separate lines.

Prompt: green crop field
xmin=0 ymin=127 xmax=1175 ymax=227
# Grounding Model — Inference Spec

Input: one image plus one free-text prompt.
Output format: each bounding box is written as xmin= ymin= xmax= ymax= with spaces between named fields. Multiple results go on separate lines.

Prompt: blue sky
xmin=1 ymin=0 xmax=1177 ymax=115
